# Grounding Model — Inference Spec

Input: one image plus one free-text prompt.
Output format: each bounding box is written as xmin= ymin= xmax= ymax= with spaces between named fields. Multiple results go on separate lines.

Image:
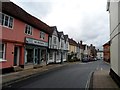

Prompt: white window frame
xmin=0 ymin=12 xmax=14 ymax=29
xmin=0 ymin=43 xmax=6 ymax=62
xmin=25 ymin=24 xmax=33 ymax=35
xmin=53 ymin=37 xmax=57 ymax=44
xmin=40 ymin=31 xmax=45 ymax=40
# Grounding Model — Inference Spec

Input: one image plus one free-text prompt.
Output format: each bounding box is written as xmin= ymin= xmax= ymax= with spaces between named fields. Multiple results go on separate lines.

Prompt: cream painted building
xmin=69 ymin=44 xmax=77 ymax=53
xmin=68 ymin=38 xmax=77 ymax=54
xmin=107 ymin=0 xmax=120 ymax=86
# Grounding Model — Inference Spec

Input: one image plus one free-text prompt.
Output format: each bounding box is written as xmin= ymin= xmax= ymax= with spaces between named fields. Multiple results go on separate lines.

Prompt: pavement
xmin=1 ymin=61 xmax=120 ymax=89
xmin=1 ymin=62 xmax=70 ymax=88
xmin=92 ymin=70 xmax=119 ymax=89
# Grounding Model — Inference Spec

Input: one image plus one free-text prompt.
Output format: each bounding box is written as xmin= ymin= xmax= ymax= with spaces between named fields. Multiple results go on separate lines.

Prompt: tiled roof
xmin=68 ymin=38 xmax=78 ymax=46
xmin=49 ymin=26 xmax=56 ymax=36
xmin=2 ymin=2 xmax=51 ymax=34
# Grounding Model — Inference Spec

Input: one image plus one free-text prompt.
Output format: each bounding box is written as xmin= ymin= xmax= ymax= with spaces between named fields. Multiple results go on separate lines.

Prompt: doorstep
xmin=13 ymin=66 xmax=23 ymax=72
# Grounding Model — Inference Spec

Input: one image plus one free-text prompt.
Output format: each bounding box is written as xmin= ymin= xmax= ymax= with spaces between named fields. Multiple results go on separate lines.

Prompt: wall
xmin=109 ymin=1 xmax=119 ymax=76
xmin=1 ymin=13 xmax=49 ymax=68
xmin=2 ymin=17 xmax=48 ymax=43
xmin=69 ymin=45 xmax=76 ymax=53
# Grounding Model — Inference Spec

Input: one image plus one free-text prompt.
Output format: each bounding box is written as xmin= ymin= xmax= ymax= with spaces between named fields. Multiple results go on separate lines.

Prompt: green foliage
xmin=68 ymin=52 xmax=79 ymax=62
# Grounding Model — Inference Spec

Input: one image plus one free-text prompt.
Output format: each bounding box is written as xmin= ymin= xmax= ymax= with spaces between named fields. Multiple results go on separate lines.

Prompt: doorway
xmin=54 ymin=52 xmax=56 ymax=63
xmin=14 ymin=46 xmax=20 ymax=66
xmin=26 ymin=49 xmax=33 ymax=64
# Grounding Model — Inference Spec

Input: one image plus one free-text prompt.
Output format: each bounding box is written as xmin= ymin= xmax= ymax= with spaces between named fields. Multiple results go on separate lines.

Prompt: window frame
xmin=0 ymin=43 xmax=6 ymax=62
xmin=0 ymin=12 xmax=14 ymax=29
xmin=40 ymin=31 xmax=45 ymax=40
xmin=53 ymin=37 xmax=57 ymax=44
xmin=24 ymin=24 xmax=33 ymax=35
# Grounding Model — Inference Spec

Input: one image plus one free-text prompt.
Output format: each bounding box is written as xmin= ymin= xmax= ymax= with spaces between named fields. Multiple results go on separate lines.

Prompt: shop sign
xmin=26 ymin=38 xmax=48 ymax=47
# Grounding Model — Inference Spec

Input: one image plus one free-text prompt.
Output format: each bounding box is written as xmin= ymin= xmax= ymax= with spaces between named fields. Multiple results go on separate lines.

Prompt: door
xmin=14 ymin=47 xmax=20 ymax=66
xmin=34 ymin=48 xmax=38 ymax=64
xmin=38 ymin=49 xmax=40 ymax=64
xmin=54 ymin=52 xmax=56 ymax=63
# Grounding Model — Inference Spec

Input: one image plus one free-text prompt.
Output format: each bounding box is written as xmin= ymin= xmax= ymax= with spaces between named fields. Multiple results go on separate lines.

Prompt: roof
xmin=82 ymin=44 xmax=86 ymax=50
xmin=68 ymin=38 xmax=78 ymax=46
xmin=58 ymin=31 xmax=64 ymax=41
xmin=64 ymin=35 xmax=68 ymax=42
xmin=49 ymin=26 xmax=58 ymax=36
xmin=2 ymin=2 xmax=51 ymax=34
xmin=103 ymin=41 xmax=110 ymax=46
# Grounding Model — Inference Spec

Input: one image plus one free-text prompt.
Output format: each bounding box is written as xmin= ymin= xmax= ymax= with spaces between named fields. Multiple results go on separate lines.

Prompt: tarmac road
xmin=5 ymin=60 xmax=109 ymax=88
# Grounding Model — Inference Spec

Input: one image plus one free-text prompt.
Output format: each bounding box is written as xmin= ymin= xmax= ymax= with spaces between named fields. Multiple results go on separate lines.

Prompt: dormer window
xmin=25 ymin=24 xmax=32 ymax=35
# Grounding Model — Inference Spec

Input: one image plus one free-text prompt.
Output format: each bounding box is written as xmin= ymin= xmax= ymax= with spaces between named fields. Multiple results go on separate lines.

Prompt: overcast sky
xmin=10 ymin=0 xmax=110 ymax=50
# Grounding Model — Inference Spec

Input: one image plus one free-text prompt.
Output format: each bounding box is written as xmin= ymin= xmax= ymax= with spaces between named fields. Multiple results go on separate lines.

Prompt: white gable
xmin=53 ymin=30 xmax=58 ymax=36
xmin=61 ymin=35 xmax=64 ymax=39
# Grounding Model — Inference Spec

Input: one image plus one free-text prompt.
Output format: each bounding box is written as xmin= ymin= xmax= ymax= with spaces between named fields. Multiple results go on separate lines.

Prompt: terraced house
xmin=68 ymin=38 xmax=78 ymax=60
xmin=47 ymin=26 xmax=59 ymax=64
xmin=1 ymin=2 xmax=50 ymax=71
xmin=57 ymin=32 xmax=68 ymax=63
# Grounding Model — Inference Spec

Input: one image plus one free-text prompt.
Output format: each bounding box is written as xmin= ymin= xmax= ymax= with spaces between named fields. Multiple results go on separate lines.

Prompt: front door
xmin=34 ymin=48 xmax=38 ymax=64
xmin=14 ymin=47 xmax=20 ymax=66
xmin=54 ymin=52 xmax=56 ymax=63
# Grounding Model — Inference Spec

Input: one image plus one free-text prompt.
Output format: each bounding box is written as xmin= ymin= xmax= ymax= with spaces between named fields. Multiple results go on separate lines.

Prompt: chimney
xmin=80 ymin=40 xmax=82 ymax=45
xmin=90 ymin=44 xmax=93 ymax=47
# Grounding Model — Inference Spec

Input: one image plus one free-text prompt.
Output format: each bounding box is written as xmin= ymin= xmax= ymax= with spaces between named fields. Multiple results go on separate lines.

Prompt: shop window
xmin=0 ymin=44 xmax=6 ymax=62
xmin=25 ymin=24 xmax=32 ymax=35
xmin=40 ymin=31 xmax=45 ymax=39
xmin=0 ymin=12 xmax=13 ymax=28
xmin=49 ymin=52 xmax=53 ymax=60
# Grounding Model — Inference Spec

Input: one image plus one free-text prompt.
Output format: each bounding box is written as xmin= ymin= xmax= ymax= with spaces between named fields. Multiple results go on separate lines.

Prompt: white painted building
xmin=76 ymin=43 xmax=81 ymax=60
xmin=47 ymin=26 xmax=59 ymax=64
xmin=57 ymin=32 xmax=68 ymax=63
xmin=97 ymin=50 xmax=103 ymax=60
xmin=64 ymin=35 xmax=69 ymax=61
xmin=107 ymin=0 xmax=120 ymax=86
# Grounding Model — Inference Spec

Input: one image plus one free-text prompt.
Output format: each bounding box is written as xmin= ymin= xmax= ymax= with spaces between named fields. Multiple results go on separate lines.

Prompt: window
xmin=61 ymin=41 xmax=64 ymax=48
xmin=40 ymin=31 xmax=45 ymax=39
xmin=0 ymin=44 xmax=5 ymax=60
xmin=49 ymin=52 xmax=53 ymax=59
xmin=0 ymin=12 xmax=13 ymax=28
xmin=25 ymin=24 xmax=32 ymax=35
xmin=53 ymin=37 xmax=57 ymax=44
xmin=9 ymin=17 xmax=13 ymax=28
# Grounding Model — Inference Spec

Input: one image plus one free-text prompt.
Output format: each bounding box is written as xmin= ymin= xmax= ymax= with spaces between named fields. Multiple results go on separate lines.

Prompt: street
xmin=6 ymin=60 xmax=110 ymax=88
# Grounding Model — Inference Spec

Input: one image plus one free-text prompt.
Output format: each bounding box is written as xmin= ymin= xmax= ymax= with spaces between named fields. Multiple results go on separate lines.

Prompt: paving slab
xmin=92 ymin=70 xmax=119 ymax=89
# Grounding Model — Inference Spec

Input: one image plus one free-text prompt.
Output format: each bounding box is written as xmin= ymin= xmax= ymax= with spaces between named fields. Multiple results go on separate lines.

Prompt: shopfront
xmin=25 ymin=38 xmax=48 ymax=67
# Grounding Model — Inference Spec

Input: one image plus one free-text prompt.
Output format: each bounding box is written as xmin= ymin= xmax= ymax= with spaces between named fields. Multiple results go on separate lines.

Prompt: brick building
xmin=103 ymin=41 xmax=110 ymax=63
xmin=1 ymin=2 xmax=50 ymax=71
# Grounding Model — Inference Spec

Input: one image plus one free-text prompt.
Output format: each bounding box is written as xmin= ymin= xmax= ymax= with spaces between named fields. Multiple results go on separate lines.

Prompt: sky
xmin=10 ymin=0 xmax=110 ymax=50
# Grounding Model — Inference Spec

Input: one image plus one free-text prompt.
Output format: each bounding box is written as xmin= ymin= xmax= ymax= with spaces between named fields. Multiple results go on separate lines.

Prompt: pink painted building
xmin=1 ymin=2 xmax=50 ymax=71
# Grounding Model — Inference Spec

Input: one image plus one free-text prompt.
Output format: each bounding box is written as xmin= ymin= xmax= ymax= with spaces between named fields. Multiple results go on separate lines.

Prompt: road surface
xmin=6 ymin=60 xmax=110 ymax=88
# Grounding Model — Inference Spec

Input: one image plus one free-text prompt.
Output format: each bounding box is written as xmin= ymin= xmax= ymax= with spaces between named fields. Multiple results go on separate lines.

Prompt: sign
xmin=26 ymin=38 xmax=48 ymax=47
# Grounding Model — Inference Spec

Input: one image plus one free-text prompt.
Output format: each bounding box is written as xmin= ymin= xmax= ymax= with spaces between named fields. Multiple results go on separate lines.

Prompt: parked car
xmin=82 ymin=57 xmax=89 ymax=62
